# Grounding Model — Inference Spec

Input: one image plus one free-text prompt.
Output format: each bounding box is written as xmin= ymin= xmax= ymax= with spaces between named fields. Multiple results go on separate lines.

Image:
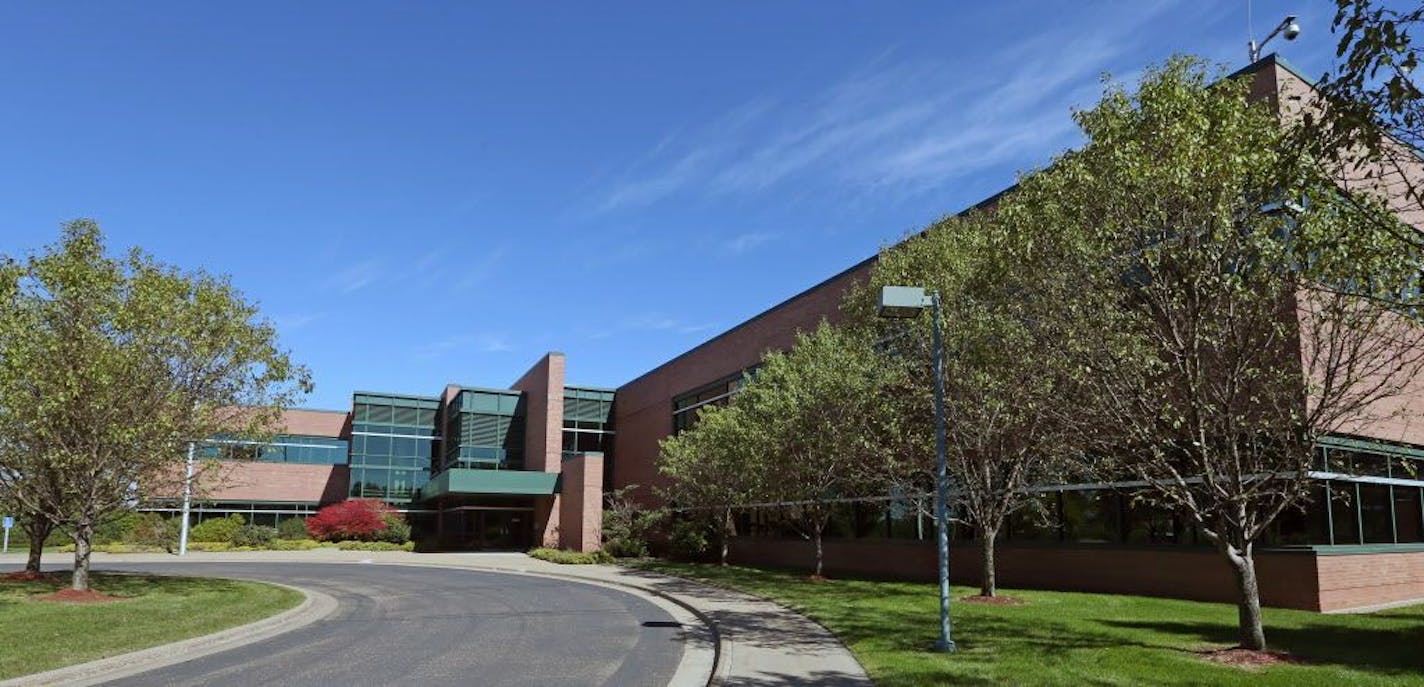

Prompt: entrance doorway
xmin=443 ymin=507 xmax=534 ymax=550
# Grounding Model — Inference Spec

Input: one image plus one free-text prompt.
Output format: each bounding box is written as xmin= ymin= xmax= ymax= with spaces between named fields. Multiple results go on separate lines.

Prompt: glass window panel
xmin=1062 ymin=490 xmax=1120 ymax=544
xmin=393 ymin=437 xmax=417 ymax=458
xmin=1355 ymin=452 xmax=1391 ymax=479
xmin=1397 ymin=487 xmax=1424 ymax=543
xmin=1329 ymin=483 xmax=1360 ymax=545
xmin=369 ymin=405 xmax=394 ymax=424
xmin=365 ymin=435 xmax=391 ymax=457
xmin=1361 ymin=483 xmax=1395 ymax=543
xmin=1124 ymin=494 xmax=1178 ymax=545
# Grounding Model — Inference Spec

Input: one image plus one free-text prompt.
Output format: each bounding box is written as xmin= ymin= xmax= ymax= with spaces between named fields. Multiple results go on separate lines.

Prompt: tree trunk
xmin=24 ymin=513 xmax=52 ymax=574
xmin=1223 ymin=542 xmax=1267 ymax=651
xmin=72 ymin=519 xmax=93 ymax=592
xmin=812 ymin=527 xmax=824 ymax=578
xmin=720 ymin=508 xmax=732 ymax=567
xmin=979 ymin=525 xmax=998 ymax=597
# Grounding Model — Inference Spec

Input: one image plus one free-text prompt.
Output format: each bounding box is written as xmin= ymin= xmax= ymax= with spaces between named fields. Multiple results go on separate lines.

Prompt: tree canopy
xmin=0 ymin=221 xmax=310 ymax=589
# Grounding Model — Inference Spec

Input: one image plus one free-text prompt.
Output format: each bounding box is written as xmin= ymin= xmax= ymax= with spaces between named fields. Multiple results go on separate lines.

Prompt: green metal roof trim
xmin=421 ymin=468 xmax=559 ymax=499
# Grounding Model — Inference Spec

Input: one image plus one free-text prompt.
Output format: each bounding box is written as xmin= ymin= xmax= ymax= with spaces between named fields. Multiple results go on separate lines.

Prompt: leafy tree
xmin=1018 ymin=58 xmax=1424 ymax=650
xmin=750 ymin=322 xmax=903 ymax=577
xmin=658 ymin=398 xmax=767 ymax=566
xmin=0 ymin=221 xmax=310 ymax=590
xmin=847 ymin=207 xmax=1099 ymax=598
xmin=1303 ymin=1 xmax=1424 ymax=266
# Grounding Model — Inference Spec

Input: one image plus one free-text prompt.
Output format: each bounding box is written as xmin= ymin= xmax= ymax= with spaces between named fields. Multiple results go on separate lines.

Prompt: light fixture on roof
xmin=1249 ymin=14 xmax=1300 ymax=62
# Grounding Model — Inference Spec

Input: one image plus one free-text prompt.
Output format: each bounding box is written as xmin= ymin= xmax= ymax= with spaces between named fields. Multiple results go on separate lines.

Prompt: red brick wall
xmin=197 ymin=462 xmax=350 ymax=505
xmin=512 ymin=353 xmax=566 ymax=546
xmin=613 ymin=261 xmax=873 ymax=503
xmin=727 ymin=538 xmax=1329 ymax=610
xmin=1317 ymin=551 xmax=1424 ymax=611
xmin=559 ymin=453 xmax=604 ymax=552
xmin=279 ymin=408 xmax=349 ymax=438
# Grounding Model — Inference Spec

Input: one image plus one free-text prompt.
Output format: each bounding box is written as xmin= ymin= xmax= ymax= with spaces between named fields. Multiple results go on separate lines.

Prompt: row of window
xmin=350 ymin=467 xmax=429 ymax=501
xmin=731 ymin=482 xmax=1424 ymax=548
xmin=671 ymin=371 xmax=752 ymax=434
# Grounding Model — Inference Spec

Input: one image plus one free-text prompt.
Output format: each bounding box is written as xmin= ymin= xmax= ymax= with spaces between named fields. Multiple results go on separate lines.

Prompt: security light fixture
xmin=877 ymin=285 xmax=932 ymax=319
xmin=1249 ymin=14 xmax=1300 ymax=62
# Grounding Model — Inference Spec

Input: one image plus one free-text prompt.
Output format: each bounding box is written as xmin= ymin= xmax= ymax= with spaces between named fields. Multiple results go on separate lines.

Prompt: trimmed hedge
xmin=527 ymin=547 xmax=615 ymax=565
xmin=334 ymin=540 xmax=415 ymax=552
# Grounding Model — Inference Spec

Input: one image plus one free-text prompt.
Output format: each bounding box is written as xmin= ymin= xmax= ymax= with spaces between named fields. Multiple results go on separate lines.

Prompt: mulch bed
xmin=1 ymin=570 xmax=58 ymax=582
xmin=33 ymin=588 xmax=126 ymax=604
xmin=1198 ymin=647 xmax=1309 ymax=668
xmin=960 ymin=594 xmax=1025 ymax=605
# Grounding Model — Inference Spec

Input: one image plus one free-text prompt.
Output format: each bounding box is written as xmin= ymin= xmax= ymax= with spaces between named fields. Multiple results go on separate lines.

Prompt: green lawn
xmin=0 ymin=572 xmax=302 ymax=679
xmin=636 ymin=561 xmax=1424 ymax=686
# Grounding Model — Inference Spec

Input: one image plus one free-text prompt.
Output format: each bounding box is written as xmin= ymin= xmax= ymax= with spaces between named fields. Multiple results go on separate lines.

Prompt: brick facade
xmin=558 ymin=453 xmax=604 ymax=552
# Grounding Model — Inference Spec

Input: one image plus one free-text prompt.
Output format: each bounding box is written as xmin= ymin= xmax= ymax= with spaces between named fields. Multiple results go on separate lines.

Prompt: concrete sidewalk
xmin=3 ymin=550 xmax=871 ymax=686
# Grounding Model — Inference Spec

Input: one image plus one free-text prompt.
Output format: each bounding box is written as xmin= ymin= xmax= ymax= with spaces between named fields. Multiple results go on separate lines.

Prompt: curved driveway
xmin=90 ymin=562 xmax=686 ymax=687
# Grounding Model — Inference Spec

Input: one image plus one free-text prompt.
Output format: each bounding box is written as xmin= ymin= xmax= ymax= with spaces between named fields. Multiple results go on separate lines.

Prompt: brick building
xmin=163 ymin=55 xmax=1424 ymax=612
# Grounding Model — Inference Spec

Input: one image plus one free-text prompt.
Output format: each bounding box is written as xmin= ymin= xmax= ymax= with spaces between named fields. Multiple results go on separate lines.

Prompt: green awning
xmin=420 ymin=468 xmax=559 ymax=499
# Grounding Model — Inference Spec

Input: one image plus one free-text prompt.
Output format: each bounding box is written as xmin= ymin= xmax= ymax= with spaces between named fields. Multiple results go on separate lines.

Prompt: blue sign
xmin=1 ymin=517 xmax=11 ymax=530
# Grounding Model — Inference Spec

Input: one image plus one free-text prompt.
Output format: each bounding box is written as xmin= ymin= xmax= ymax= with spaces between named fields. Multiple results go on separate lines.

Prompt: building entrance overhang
xmin=420 ymin=468 xmax=558 ymax=500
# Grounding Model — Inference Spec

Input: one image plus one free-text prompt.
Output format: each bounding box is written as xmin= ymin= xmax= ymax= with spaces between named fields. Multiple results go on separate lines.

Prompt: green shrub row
xmin=527 ymin=547 xmax=615 ymax=565
xmin=334 ymin=540 xmax=415 ymax=552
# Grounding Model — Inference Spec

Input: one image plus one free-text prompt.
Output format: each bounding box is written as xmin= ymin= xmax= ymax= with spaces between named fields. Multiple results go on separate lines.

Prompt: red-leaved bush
xmin=306 ymin=499 xmax=401 ymax=542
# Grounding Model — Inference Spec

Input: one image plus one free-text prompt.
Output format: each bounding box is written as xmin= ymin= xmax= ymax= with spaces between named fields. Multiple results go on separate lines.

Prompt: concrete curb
xmin=1 ymin=580 xmax=338 ymax=687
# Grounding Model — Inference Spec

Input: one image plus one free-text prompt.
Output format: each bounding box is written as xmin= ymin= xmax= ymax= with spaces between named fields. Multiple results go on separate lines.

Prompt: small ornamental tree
xmin=0 ymin=221 xmax=310 ymax=591
xmin=306 ymin=499 xmax=405 ymax=542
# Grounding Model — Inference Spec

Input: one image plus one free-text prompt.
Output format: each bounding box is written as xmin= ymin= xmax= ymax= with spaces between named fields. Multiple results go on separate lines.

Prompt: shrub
xmin=231 ymin=524 xmax=278 ymax=548
xmin=528 ymin=547 xmax=615 ymax=565
xmin=276 ymin=517 xmax=309 ymax=540
xmin=377 ymin=513 xmax=411 ymax=544
xmin=268 ymin=538 xmax=326 ymax=551
xmin=335 ymin=540 xmax=414 ymax=552
xmin=306 ymin=500 xmax=404 ymax=542
xmin=190 ymin=514 xmax=246 ymax=543
xmin=602 ymin=485 xmax=660 ymax=557
xmin=602 ymin=537 xmax=647 ymax=559
xmin=667 ymin=519 xmax=712 ymax=562
xmin=126 ymin=512 xmax=175 ymax=549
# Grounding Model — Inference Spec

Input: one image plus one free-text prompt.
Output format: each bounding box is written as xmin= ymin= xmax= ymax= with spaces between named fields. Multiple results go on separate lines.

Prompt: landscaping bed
xmin=635 ymin=561 xmax=1424 ymax=686
xmin=0 ymin=571 xmax=302 ymax=679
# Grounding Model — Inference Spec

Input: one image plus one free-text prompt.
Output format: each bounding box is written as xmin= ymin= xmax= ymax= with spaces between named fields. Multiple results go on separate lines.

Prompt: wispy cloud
xmin=270 ymin=312 xmax=322 ymax=331
xmin=586 ymin=313 xmax=718 ymax=341
xmin=592 ymin=4 xmax=1180 ymax=211
xmin=721 ymin=232 xmax=777 ymax=255
xmin=326 ymin=259 xmax=383 ymax=294
xmin=413 ymin=333 xmax=514 ymax=359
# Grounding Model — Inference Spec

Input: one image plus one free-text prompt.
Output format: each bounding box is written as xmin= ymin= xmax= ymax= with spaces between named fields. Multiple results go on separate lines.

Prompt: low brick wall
xmin=1316 ymin=550 xmax=1424 ymax=611
xmin=727 ymin=538 xmax=1328 ymax=610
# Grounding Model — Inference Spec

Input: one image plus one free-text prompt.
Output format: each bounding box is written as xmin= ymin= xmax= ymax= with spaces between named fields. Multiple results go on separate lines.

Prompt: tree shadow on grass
xmin=1101 ymin=618 xmax=1424 ymax=677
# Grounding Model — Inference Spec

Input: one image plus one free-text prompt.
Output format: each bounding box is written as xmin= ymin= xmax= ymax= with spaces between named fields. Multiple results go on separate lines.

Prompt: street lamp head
xmin=877 ymin=285 xmax=930 ymax=319
xmin=1282 ymin=16 xmax=1300 ymax=41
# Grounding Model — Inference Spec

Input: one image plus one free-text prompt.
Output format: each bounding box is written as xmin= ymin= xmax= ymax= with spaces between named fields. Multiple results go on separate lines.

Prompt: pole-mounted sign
xmin=2 ymin=516 xmax=13 ymax=554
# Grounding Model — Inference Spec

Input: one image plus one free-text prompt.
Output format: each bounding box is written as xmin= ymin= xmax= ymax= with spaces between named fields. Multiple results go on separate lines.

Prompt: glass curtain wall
xmin=442 ymin=389 xmax=526 ymax=471
xmin=349 ymin=392 xmax=439 ymax=502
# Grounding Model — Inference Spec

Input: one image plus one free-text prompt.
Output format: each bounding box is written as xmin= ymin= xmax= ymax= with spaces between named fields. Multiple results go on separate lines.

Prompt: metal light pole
xmin=878 ymin=285 xmax=956 ymax=653
xmin=1247 ymin=14 xmax=1300 ymax=62
xmin=178 ymin=442 xmax=194 ymax=556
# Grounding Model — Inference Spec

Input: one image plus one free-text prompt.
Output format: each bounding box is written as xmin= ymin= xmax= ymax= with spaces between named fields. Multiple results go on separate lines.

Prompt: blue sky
xmin=0 ymin=1 xmax=1343 ymax=409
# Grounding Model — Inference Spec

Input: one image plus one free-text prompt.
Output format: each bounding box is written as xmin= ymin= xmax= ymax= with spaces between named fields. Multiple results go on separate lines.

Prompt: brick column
xmin=559 ymin=453 xmax=604 ymax=552
xmin=512 ymin=352 xmax=566 ymax=548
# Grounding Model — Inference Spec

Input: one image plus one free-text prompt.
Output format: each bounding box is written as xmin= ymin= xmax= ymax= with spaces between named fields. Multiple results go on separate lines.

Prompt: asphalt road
xmin=56 ymin=561 xmax=687 ymax=687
